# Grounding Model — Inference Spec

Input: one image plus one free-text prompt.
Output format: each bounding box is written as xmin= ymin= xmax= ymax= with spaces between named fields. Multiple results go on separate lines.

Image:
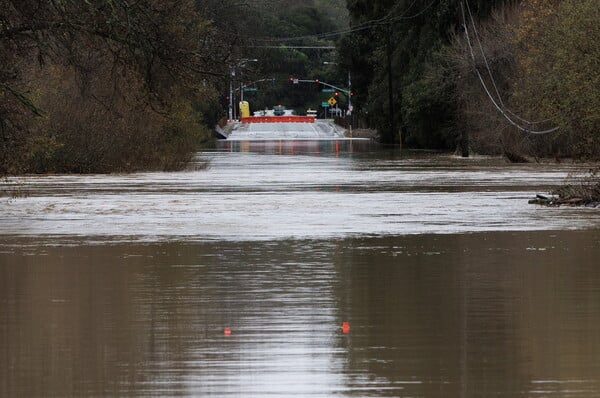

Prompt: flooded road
xmin=2 ymin=149 xmax=600 ymax=397
xmin=1 ymin=150 xmax=599 ymax=242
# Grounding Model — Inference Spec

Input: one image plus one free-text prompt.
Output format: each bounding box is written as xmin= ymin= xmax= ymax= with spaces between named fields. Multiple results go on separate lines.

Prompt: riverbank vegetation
xmin=1 ymin=0 xmax=228 ymax=173
xmin=529 ymin=168 xmax=600 ymax=207
xmin=2 ymin=0 xmax=598 ymax=174
xmin=340 ymin=0 xmax=599 ymax=161
xmin=552 ymin=170 xmax=600 ymax=207
xmin=1 ymin=0 xmax=350 ymax=174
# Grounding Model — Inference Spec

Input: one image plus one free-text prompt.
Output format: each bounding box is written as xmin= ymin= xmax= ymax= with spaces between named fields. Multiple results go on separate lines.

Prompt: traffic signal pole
xmin=290 ymin=78 xmax=350 ymax=96
xmin=290 ymin=77 xmax=353 ymax=123
xmin=347 ymin=71 xmax=352 ymax=136
xmin=386 ymin=23 xmax=396 ymax=145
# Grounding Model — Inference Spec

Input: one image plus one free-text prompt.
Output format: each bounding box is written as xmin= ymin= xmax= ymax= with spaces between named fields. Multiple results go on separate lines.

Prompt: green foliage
xmin=513 ymin=0 xmax=600 ymax=159
xmin=1 ymin=0 xmax=230 ymax=174
xmin=158 ymin=99 xmax=207 ymax=171
xmin=25 ymin=135 xmax=63 ymax=174
xmin=340 ymin=0 xmax=512 ymax=146
xmin=401 ymin=48 xmax=459 ymax=148
xmin=243 ymin=1 xmax=348 ymax=114
xmin=553 ymin=168 xmax=600 ymax=203
xmin=1 ymin=0 xmax=353 ymax=174
xmin=448 ymin=4 xmax=525 ymax=158
xmin=447 ymin=0 xmax=600 ymax=160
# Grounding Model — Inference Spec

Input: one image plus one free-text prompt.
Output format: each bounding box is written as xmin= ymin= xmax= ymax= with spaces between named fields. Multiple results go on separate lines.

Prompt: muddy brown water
xmin=2 ymin=147 xmax=600 ymax=397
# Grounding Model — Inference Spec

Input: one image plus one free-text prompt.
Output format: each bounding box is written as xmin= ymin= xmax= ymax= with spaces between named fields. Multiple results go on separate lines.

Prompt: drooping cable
xmin=465 ymin=0 xmax=555 ymax=126
xmin=250 ymin=0 xmax=435 ymax=44
xmin=464 ymin=0 xmax=505 ymax=108
xmin=461 ymin=0 xmax=559 ymax=135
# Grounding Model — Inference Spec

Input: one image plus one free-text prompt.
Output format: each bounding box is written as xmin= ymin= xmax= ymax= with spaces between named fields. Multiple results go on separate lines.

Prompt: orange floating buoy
xmin=341 ymin=322 xmax=350 ymax=334
xmin=224 ymin=327 xmax=232 ymax=336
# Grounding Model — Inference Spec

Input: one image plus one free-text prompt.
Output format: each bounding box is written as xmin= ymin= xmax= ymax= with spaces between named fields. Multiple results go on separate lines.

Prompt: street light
xmin=229 ymin=58 xmax=258 ymax=120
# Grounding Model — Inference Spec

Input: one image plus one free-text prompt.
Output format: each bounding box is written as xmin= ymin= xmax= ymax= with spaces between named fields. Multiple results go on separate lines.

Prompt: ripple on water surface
xmin=0 ymin=151 xmax=598 ymax=243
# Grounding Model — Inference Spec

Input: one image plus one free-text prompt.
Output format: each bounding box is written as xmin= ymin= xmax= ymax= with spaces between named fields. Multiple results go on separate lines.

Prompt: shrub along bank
xmin=338 ymin=0 xmax=599 ymax=161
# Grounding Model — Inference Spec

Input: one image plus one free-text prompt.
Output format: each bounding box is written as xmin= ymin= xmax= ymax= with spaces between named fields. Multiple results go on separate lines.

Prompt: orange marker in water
xmin=341 ymin=322 xmax=350 ymax=334
xmin=224 ymin=327 xmax=232 ymax=336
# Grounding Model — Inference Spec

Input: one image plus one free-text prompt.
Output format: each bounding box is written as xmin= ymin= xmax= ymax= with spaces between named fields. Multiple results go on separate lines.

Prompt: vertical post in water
xmin=460 ymin=130 xmax=469 ymax=157
xmin=386 ymin=23 xmax=396 ymax=145
xmin=228 ymin=69 xmax=233 ymax=121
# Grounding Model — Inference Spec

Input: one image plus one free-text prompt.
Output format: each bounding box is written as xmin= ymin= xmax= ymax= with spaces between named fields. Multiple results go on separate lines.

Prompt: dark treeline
xmin=1 ymin=0 xmax=232 ymax=173
xmin=224 ymin=1 xmax=350 ymax=116
xmin=0 ymin=0 xmax=348 ymax=174
xmin=2 ymin=0 xmax=598 ymax=174
xmin=338 ymin=0 xmax=599 ymax=160
xmin=339 ymin=0 xmax=511 ymax=149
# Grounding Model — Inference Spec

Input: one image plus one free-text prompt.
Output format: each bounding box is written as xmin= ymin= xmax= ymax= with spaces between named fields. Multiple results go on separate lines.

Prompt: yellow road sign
xmin=328 ymin=97 xmax=337 ymax=106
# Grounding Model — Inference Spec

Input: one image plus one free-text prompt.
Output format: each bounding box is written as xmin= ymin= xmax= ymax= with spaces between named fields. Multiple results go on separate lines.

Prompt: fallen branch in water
xmin=530 ymin=168 xmax=600 ymax=207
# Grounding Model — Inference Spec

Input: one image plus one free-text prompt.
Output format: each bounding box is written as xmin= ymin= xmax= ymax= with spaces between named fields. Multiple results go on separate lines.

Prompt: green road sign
xmin=243 ymin=87 xmax=258 ymax=92
xmin=322 ymin=88 xmax=335 ymax=93
xmin=321 ymin=101 xmax=330 ymax=108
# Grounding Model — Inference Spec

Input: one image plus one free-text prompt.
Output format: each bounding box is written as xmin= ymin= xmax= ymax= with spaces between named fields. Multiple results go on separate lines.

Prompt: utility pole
xmin=228 ymin=68 xmax=234 ymax=121
xmin=240 ymin=79 xmax=244 ymax=103
xmin=460 ymin=128 xmax=469 ymax=158
xmin=228 ymin=59 xmax=258 ymax=121
xmin=347 ymin=71 xmax=353 ymax=135
xmin=386 ymin=23 xmax=396 ymax=145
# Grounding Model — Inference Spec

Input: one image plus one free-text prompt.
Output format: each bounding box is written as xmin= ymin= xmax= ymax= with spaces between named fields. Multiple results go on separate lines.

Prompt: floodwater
xmin=1 ymin=145 xmax=600 ymax=397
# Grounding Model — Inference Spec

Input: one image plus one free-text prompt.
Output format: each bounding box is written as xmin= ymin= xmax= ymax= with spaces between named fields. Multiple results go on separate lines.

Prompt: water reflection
xmin=2 ymin=231 xmax=600 ymax=397
xmin=2 ymin=150 xmax=600 ymax=397
xmin=217 ymin=138 xmax=373 ymax=155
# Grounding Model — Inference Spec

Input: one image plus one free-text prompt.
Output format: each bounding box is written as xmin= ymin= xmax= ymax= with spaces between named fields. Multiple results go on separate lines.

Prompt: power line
xmin=464 ymin=0 xmax=504 ymax=108
xmin=249 ymin=0 xmax=436 ymax=44
xmin=385 ymin=0 xmax=438 ymax=24
xmin=249 ymin=18 xmax=375 ymax=43
xmin=464 ymin=0 xmax=555 ymax=126
xmin=461 ymin=0 xmax=559 ymax=135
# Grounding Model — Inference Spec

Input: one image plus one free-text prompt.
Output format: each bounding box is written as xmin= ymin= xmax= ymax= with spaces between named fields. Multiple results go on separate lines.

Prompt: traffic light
xmin=334 ymin=91 xmax=339 ymax=97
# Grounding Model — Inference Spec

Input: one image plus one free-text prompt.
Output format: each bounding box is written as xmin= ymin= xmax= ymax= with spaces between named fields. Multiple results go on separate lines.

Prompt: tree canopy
xmin=1 ymin=0 xmax=229 ymax=173
xmin=1 ymin=0 xmax=353 ymax=173
xmin=2 ymin=0 xmax=598 ymax=174
xmin=338 ymin=0 xmax=513 ymax=147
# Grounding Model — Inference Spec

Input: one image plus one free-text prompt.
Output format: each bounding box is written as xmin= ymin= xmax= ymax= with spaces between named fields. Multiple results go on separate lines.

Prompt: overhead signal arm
xmin=290 ymin=77 xmax=320 ymax=84
xmin=239 ymin=78 xmax=276 ymax=92
xmin=318 ymin=81 xmax=350 ymax=96
xmin=289 ymin=77 xmax=351 ymax=97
